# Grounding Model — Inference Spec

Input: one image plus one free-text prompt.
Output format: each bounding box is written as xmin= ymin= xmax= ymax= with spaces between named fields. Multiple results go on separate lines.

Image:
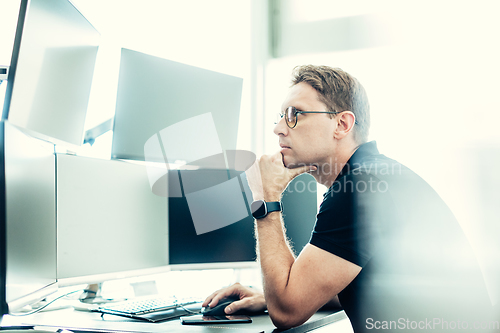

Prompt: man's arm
xmin=247 ymin=153 xmax=361 ymax=329
xmin=324 ymin=295 xmax=342 ymax=309
xmin=255 ymin=210 xmax=360 ymax=329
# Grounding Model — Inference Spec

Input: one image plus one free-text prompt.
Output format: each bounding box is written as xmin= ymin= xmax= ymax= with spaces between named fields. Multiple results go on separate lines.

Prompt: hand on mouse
xmin=202 ymin=283 xmax=267 ymax=314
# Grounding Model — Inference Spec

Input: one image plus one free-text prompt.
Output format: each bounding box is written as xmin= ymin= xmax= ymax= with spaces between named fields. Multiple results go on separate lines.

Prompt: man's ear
xmin=333 ymin=111 xmax=356 ymax=140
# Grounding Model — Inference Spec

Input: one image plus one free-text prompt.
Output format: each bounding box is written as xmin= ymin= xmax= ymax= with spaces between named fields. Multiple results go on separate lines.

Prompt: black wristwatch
xmin=251 ymin=200 xmax=282 ymax=219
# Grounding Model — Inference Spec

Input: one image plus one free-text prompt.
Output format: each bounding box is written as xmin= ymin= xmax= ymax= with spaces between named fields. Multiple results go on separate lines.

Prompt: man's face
xmin=274 ymin=82 xmax=337 ymax=168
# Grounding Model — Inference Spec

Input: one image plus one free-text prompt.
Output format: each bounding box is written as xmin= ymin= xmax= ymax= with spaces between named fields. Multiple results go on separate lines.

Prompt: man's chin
xmin=282 ymin=156 xmax=311 ymax=169
xmin=281 ymin=154 xmax=293 ymax=169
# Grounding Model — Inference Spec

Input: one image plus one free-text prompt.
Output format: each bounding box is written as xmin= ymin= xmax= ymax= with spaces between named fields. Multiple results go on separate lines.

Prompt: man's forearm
xmin=255 ymin=211 xmax=296 ymax=313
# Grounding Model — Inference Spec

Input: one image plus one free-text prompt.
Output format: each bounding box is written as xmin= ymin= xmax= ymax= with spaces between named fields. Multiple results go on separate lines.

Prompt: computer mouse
xmin=201 ymin=296 xmax=240 ymax=316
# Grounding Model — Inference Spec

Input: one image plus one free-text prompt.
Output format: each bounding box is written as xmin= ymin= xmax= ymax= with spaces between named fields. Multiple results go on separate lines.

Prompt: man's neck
xmin=311 ymin=142 xmax=360 ymax=188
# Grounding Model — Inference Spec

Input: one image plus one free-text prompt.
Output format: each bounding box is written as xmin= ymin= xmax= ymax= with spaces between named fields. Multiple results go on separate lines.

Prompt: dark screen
xmin=168 ymin=170 xmax=317 ymax=265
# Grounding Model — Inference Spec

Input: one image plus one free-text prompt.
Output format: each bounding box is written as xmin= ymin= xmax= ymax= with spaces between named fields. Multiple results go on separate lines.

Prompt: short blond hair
xmin=291 ymin=65 xmax=370 ymax=144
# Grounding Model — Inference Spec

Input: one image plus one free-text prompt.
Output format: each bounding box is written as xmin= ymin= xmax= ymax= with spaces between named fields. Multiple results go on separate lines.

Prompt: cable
xmin=173 ymin=296 xmax=202 ymax=315
xmin=9 ymin=289 xmax=89 ymax=316
xmin=177 ymin=303 xmax=201 ymax=315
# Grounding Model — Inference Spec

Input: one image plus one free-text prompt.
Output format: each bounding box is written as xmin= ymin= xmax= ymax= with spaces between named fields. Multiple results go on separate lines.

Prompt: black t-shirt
xmin=310 ymin=141 xmax=490 ymax=332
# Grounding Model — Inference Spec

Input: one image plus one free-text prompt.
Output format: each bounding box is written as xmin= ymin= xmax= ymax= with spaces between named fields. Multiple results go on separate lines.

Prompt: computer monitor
xmin=168 ymin=172 xmax=318 ymax=270
xmin=111 ymin=48 xmax=243 ymax=163
xmin=56 ymin=154 xmax=169 ymax=286
xmin=2 ymin=0 xmax=100 ymax=147
xmin=1 ymin=121 xmax=58 ymax=313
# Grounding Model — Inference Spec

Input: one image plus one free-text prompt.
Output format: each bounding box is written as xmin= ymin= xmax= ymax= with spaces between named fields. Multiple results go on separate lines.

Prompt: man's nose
xmin=274 ymin=116 xmax=288 ymax=136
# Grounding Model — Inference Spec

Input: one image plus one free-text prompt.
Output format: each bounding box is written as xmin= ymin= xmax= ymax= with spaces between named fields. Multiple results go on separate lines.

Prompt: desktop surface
xmin=1 ymin=305 xmax=347 ymax=333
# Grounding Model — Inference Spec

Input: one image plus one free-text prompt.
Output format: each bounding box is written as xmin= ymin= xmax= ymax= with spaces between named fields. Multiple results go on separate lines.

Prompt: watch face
xmin=251 ymin=200 xmax=266 ymax=219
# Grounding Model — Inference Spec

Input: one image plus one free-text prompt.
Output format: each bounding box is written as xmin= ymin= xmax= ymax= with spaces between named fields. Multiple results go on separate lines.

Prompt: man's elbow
xmin=268 ymin=309 xmax=309 ymax=329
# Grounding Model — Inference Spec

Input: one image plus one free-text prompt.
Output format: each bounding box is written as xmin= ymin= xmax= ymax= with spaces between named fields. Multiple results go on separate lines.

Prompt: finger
xmin=290 ymin=164 xmax=317 ymax=178
xmin=224 ymin=297 xmax=264 ymax=314
xmin=245 ymin=159 xmax=264 ymax=201
xmin=202 ymin=296 xmax=212 ymax=307
xmin=203 ymin=284 xmax=235 ymax=307
xmin=224 ymin=299 xmax=245 ymax=314
xmin=204 ymin=283 xmax=248 ymax=308
xmin=202 ymin=289 xmax=222 ymax=307
xmin=208 ymin=287 xmax=241 ymax=308
xmin=271 ymin=151 xmax=283 ymax=161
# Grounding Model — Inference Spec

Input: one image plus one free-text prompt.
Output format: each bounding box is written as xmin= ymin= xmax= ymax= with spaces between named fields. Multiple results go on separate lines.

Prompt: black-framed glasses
xmin=277 ymin=106 xmax=340 ymax=129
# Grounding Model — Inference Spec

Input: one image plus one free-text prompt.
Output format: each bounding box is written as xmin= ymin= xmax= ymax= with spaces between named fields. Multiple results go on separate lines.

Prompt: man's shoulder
xmin=353 ymin=152 xmax=405 ymax=177
xmin=325 ymin=154 xmax=398 ymax=199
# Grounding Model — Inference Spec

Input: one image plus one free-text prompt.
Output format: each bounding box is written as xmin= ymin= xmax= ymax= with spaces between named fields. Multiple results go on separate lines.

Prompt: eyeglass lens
xmin=286 ymin=106 xmax=296 ymax=127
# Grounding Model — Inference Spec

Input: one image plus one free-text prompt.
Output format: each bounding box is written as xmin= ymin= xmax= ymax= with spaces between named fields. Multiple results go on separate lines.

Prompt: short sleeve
xmin=310 ymin=172 xmax=388 ymax=267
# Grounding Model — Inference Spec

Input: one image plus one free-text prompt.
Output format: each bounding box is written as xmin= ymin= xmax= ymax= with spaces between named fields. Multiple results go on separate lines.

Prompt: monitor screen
xmin=2 ymin=0 xmax=100 ymax=147
xmin=56 ymin=154 xmax=169 ymax=286
xmin=167 ymin=170 xmax=256 ymax=268
xmin=168 ymin=172 xmax=317 ymax=270
xmin=111 ymin=48 xmax=243 ymax=163
xmin=2 ymin=121 xmax=58 ymax=312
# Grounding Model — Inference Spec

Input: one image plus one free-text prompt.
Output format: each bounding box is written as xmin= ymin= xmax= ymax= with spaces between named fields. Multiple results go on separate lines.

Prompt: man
xmin=203 ymin=65 xmax=489 ymax=332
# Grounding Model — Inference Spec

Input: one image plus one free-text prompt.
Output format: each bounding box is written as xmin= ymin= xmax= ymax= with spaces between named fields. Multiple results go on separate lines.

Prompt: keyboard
xmin=97 ymin=296 xmax=200 ymax=315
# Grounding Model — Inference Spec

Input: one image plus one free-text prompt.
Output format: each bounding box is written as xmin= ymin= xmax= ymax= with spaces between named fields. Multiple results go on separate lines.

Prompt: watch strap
xmin=265 ymin=201 xmax=282 ymax=214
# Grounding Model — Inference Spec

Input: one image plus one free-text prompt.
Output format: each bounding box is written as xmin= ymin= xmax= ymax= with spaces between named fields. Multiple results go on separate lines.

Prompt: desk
xmin=2 ymin=307 xmax=350 ymax=333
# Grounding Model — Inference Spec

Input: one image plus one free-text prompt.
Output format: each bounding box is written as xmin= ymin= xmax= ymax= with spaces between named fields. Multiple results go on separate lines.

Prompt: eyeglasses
xmin=277 ymin=106 xmax=340 ymax=129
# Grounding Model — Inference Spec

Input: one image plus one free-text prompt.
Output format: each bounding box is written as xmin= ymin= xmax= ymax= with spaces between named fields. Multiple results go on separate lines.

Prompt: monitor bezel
xmin=0 ymin=122 xmax=8 ymax=318
xmin=1 ymin=0 xmax=27 ymax=121
xmin=1 ymin=0 xmax=100 ymax=148
xmin=57 ymin=266 xmax=172 ymax=288
xmin=169 ymin=261 xmax=259 ymax=272
xmin=57 ymin=261 xmax=260 ymax=287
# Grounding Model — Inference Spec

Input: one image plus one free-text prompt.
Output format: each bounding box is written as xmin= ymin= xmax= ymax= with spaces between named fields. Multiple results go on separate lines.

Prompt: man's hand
xmin=202 ymin=283 xmax=266 ymax=315
xmin=246 ymin=152 xmax=316 ymax=202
